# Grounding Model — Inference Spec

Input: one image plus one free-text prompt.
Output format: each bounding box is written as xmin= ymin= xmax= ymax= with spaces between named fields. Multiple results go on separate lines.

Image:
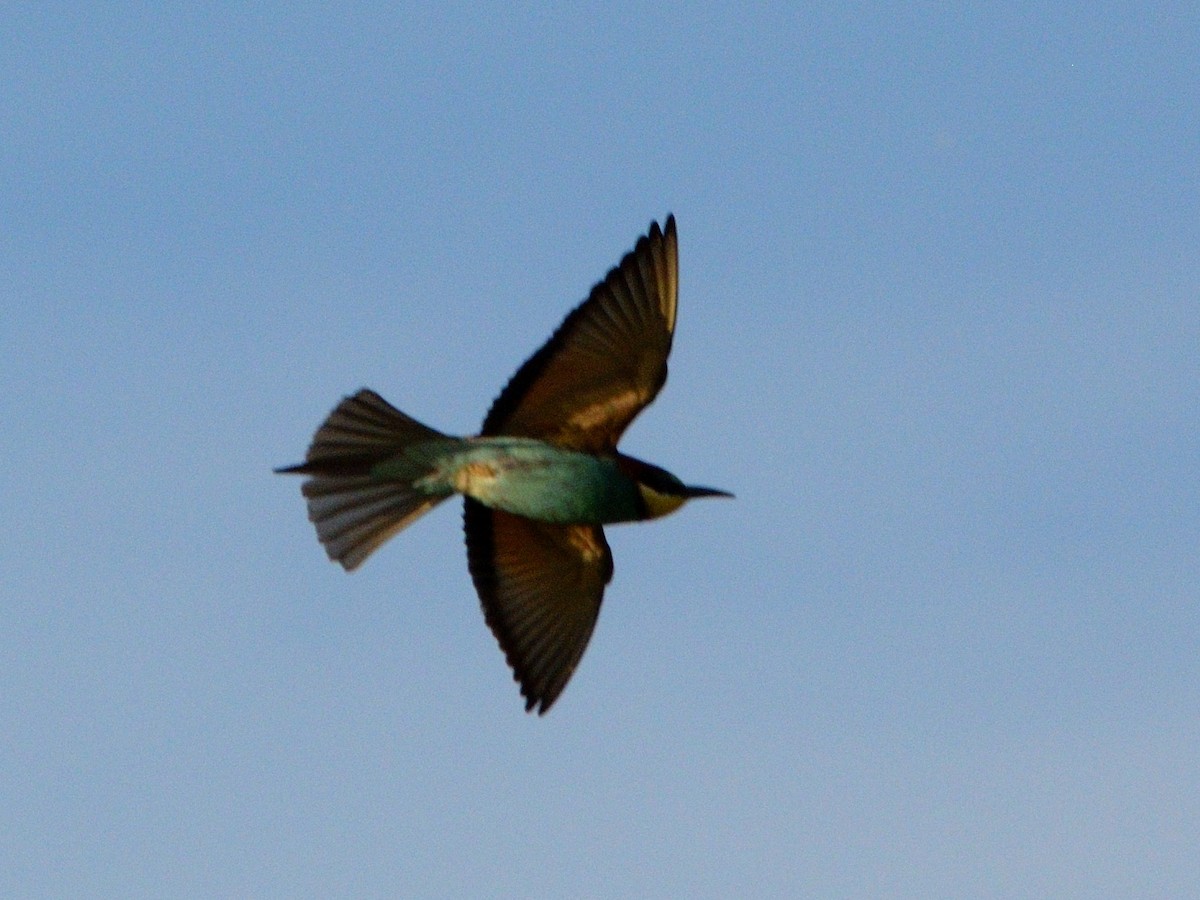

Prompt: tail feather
xmin=277 ymin=388 xmax=449 ymax=476
xmin=303 ymin=478 xmax=443 ymax=571
xmin=278 ymin=389 xmax=456 ymax=570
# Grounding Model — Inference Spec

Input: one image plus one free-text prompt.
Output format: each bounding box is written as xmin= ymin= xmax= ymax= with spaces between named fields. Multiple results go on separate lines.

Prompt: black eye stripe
xmin=641 ymin=468 xmax=681 ymax=494
xmin=616 ymin=453 xmax=685 ymax=496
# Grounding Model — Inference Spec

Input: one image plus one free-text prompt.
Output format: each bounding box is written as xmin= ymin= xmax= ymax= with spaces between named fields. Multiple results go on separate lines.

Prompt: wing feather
xmin=463 ymin=498 xmax=612 ymax=714
xmin=481 ymin=216 xmax=678 ymax=451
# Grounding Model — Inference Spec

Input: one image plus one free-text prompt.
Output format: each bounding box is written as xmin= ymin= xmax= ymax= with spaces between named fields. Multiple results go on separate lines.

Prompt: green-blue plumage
xmin=373 ymin=437 xmax=644 ymax=525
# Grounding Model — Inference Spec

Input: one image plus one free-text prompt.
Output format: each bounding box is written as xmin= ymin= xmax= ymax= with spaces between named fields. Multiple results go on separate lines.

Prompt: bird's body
xmin=278 ymin=216 xmax=729 ymax=713
xmin=369 ymin=435 xmax=656 ymax=525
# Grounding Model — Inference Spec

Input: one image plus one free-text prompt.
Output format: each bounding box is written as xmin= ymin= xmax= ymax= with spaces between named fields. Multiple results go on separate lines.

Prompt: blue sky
xmin=3 ymin=4 xmax=1197 ymax=897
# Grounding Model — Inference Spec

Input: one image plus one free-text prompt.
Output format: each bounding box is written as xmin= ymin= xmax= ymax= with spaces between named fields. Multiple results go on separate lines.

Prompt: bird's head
xmin=618 ymin=454 xmax=733 ymax=520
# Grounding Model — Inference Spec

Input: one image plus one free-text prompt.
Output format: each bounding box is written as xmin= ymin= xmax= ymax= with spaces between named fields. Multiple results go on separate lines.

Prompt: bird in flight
xmin=278 ymin=216 xmax=730 ymax=713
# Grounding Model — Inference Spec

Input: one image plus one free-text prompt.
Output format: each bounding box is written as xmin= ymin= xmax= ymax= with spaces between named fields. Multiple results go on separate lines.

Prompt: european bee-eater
xmin=278 ymin=216 xmax=730 ymax=713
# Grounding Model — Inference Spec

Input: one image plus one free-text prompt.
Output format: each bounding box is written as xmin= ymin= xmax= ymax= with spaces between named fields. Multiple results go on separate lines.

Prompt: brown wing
xmin=481 ymin=216 xmax=678 ymax=452
xmin=463 ymin=498 xmax=613 ymax=714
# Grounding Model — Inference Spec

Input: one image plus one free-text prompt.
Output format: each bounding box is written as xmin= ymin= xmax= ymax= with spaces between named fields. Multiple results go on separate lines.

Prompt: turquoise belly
xmin=433 ymin=438 xmax=642 ymax=524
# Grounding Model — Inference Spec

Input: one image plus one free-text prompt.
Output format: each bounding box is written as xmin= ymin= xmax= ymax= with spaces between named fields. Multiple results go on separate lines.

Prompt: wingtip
xmin=513 ymin=690 xmax=550 ymax=716
xmin=650 ymin=213 xmax=676 ymax=240
xmin=519 ymin=675 xmax=560 ymax=716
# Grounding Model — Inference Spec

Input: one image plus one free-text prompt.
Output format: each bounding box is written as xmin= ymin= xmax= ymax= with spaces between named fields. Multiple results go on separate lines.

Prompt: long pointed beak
xmin=685 ymin=485 xmax=734 ymax=499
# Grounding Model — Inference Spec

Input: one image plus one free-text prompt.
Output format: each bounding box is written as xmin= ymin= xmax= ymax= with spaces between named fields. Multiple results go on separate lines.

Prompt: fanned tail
xmin=277 ymin=389 xmax=458 ymax=570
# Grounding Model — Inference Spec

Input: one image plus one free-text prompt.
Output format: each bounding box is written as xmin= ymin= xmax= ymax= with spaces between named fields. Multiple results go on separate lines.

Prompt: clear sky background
xmin=3 ymin=4 xmax=1197 ymax=897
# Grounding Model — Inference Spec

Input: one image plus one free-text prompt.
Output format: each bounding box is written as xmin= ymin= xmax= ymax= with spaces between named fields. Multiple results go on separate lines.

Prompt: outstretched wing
xmin=481 ymin=216 xmax=678 ymax=453
xmin=463 ymin=498 xmax=613 ymax=714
